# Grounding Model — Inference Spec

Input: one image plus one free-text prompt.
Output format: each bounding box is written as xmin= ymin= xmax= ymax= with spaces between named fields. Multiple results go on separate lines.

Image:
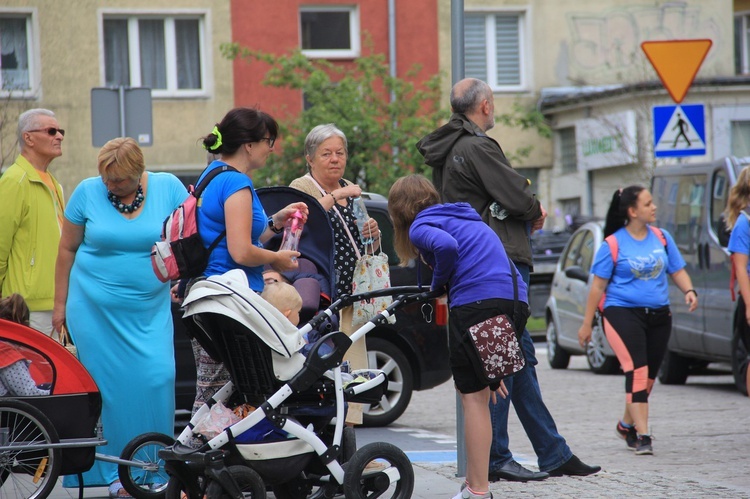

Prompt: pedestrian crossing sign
xmin=653 ymin=104 xmax=706 ymax=158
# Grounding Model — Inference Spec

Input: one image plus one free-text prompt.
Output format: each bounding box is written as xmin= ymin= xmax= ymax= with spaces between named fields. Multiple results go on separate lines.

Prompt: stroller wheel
xmin=118 ymin=432 xmax=174 ymax=499
xmin=343 ymin=442 xmax=414 ymax=499
xmin=0 ymin=399 xmax=62 ymax=499
xmin=205 ymin=465 xmax=265 ymax=498
xmin=271 ymin=476 xmax=311 ymax=499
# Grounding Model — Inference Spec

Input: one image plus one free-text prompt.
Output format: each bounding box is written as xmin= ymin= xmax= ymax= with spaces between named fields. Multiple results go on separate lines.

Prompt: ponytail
xmin=603 ymin=185 xmax=645 ymax=238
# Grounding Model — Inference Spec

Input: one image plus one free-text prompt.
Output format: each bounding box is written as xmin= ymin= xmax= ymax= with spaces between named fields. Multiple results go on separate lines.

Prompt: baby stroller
xmin=0 ymin=319 xmax=175 ymax=499
xmin=160 ymin=269 xmax=440 ymax=498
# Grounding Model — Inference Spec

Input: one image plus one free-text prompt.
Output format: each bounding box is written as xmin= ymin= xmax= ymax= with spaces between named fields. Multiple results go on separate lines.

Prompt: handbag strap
xmin=306 ymin=173 xmax=363 ymax=260
xmin=507 ymin=253 xmax=521 ymax=326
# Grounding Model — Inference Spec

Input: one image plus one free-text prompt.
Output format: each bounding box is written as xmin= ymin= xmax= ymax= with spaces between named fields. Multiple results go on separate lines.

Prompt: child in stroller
xmin=0 ymin=294 xmax=51 ymax=397
xmin=159 ymin=268 xmax=440 ymax=498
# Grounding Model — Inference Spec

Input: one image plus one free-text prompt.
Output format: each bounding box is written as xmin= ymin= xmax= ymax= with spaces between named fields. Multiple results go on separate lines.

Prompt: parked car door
xmin=552 ymin=230 xmax=588 ymax=340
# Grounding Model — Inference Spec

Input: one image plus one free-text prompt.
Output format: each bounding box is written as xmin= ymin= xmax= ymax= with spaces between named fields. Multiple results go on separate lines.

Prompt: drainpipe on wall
xmin=388 ymin=0 xmax=397 ymax=102
xmin=388 ymin=0 xmax=399 ymax=162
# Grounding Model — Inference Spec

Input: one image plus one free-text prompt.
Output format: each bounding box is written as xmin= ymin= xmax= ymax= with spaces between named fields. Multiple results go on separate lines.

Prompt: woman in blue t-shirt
xmin=189 ymin=107 xmax=308 ymax=413
xmin=578 ymin=186 xmax=697 ymax=457
xmin=725 ymin=166 xmax=750 ymax=398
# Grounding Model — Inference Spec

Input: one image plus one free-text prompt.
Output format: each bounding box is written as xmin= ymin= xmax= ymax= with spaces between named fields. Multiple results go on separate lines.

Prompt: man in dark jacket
xmin=417 ymin=77 xmax=600 ymax=482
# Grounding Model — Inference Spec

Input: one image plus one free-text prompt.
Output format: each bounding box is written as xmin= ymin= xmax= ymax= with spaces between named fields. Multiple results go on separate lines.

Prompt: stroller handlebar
xmin=303 ymin=286 xmax=445 ymax=332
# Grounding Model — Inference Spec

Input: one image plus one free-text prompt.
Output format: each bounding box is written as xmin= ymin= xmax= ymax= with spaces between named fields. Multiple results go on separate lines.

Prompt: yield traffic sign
xmin=641 ymin=39 xmax=712 ymax=103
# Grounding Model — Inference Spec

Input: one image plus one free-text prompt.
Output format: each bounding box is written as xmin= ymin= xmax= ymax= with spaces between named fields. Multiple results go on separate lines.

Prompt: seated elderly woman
xmin=289 ymin=123 xmax=381 ymax=426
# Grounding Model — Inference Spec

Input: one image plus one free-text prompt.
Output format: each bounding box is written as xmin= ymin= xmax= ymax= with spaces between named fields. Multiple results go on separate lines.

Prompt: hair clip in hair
xmin=205 ymin=125 xmax=222 ymax=151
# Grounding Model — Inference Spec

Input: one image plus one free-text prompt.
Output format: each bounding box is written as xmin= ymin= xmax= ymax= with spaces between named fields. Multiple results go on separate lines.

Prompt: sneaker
xmin=452 ymin=484 xmax=493 ymax=499
xmin=616 ymin=421 xmax=638 ymax=451
xmin=635 ymin=434 xmax=654 ymax=455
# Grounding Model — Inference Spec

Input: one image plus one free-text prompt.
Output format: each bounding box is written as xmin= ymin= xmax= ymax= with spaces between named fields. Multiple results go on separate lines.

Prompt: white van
xmin=651 ymin=156 xmax=750 ymax=394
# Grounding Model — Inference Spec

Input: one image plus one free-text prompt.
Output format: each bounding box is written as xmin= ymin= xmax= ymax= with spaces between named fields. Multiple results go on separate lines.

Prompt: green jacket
xmin=417 ymin=113 xmax=542 ymax=266
xmin=0 ymin=155 xmax=64 ymax=311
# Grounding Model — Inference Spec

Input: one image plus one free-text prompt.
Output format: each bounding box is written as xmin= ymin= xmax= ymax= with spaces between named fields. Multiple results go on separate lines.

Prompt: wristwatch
xmin=267 ymin=216 xmax=283 ymax=234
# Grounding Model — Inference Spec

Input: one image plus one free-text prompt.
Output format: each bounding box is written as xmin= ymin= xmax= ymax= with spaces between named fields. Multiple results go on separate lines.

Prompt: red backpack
xmin=151 ymin=165 xmax=237 ymax=282
xmin=598 ymin=225 xmax=668 ymax=312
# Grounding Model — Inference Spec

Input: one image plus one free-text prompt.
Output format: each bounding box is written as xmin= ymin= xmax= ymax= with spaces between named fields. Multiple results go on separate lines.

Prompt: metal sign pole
xmin=451 ymin=0 xmax=467 ymax=480
xmin=118 ymin=86 xmax=127 ymax=137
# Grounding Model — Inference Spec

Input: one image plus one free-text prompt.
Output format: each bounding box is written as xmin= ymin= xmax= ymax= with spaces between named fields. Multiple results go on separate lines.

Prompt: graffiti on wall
xmin=566 ymin=2 xmax=721 ymax=78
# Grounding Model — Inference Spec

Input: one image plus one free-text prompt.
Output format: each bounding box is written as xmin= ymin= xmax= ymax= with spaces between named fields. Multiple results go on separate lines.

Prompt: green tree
xmin=222 ymin=44 xmax=448 ymax=194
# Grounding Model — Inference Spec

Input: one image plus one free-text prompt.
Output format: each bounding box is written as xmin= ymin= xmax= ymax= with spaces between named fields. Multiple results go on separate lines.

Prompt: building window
xmin=559 ymin=127 xmax=577 ymax=174
xmin=731 ymin=120 xmax=750 ymax=157
xmin=300 ymin=6 xmax=359 ymax=59
xmin=0 ymin=13 xmax=34 ymax=95
xmin=103 ymin=14 xmax=205 ymax=97
xmin=736 ymin=14 xmax=750 ymax=74
xmin=464 ymin=11 xmax=525 ymax=91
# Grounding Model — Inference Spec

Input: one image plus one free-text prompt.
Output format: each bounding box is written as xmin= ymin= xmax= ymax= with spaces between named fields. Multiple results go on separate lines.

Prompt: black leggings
xmin=736 ymin=297 xmax=750 ymax=352
xmin=602 ymin=306 xmax=672 ymax=404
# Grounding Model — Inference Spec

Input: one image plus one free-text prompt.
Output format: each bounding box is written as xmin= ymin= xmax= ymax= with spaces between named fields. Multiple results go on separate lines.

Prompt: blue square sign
xmin=653 ymin=104 xmax=706 ymax=157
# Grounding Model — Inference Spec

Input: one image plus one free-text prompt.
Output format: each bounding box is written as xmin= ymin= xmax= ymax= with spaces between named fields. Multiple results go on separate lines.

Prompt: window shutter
xmin=495 ymin=15 xmax=520 ymax=86
xmin=464 ymin=14 xmax=487 ymax=81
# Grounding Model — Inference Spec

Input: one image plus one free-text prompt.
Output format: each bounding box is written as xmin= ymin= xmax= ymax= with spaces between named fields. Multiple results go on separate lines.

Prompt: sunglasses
xmin=28 ymin=127 xmax=65 ymax=137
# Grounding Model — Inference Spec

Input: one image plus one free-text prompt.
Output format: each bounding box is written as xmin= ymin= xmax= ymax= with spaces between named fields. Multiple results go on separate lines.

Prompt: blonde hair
xmin=97 ymin=137 xmax=145 ymax=182
xmin=387 ymin=175 xmax=441 ymax=266
xmin=261 ymin=282 xmax=302 ymax=314
xmin=725 ymin=166 xmax=750 ymax=230
xmin=0 ymin=294 xmax=30 ymax=326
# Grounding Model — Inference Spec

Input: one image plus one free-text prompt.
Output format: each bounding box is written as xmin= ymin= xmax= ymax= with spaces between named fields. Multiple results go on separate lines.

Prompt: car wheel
xmin=362 ymin=337 xmax=414 ymax=427
xmin=546 ymin=320 xmax=570 ymax=369
xmin=658 ymin=350 xmax=690 ymax=385
xmin=731 ymin=333 xmax=749 ymax=396
xmin=586 ymin=318 xmax=619 ymax=374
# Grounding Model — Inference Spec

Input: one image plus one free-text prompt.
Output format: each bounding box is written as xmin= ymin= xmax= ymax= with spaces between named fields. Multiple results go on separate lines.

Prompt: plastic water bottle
xmin=280 ymin=210 xmax=305 ymax=254
xmin=351 ymin=197 xmax=374 ymax=245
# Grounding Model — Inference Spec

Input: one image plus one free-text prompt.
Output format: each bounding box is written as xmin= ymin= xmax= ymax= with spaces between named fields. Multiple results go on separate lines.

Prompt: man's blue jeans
xmin=489 ymin=263 xmax=573 ymax=472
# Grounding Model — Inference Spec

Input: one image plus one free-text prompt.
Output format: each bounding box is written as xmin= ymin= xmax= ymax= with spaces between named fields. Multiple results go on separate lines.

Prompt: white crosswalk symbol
xmin=654 ymin=105 xmax=705 ymax=154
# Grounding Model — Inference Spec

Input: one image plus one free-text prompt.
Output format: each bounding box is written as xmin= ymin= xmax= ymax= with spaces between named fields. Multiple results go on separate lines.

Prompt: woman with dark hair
xmin=389 ymin=174 xmax=527 ymax=499
xmin=578 ymin=186 xmax=697 ymax=456
xmin=724 ymin=165 xmax=750 ymax=396
xmin=190 ymin=107 xmax=307 ymax=413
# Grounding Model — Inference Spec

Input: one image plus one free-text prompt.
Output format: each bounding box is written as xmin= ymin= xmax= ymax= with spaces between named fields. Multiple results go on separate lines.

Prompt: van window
xmin=673 ymin=175 xmax=706 ymax=252
xmin=711 ymin=169 xmax=730 ymax=245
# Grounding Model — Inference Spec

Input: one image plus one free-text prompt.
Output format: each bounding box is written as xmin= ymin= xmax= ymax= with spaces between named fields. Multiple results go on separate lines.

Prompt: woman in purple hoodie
xmin=388 ymin=175 xmax=529 ymax=499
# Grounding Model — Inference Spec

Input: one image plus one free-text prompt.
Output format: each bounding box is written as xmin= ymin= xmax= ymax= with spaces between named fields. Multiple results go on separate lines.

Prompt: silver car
xmin=544 ymin=222 xmax=620 ymax=374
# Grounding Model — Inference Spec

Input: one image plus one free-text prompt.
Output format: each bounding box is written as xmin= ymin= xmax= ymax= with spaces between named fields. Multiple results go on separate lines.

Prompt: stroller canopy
xmin=182 ymin=269 xmax=307 ymax=381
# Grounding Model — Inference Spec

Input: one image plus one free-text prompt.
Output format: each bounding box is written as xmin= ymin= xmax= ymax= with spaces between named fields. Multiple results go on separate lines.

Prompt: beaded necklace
xmin=108 ymin=183 xmax=144 ymax=214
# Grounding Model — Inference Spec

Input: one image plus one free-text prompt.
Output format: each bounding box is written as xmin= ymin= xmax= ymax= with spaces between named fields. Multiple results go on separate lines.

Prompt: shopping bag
xmin=59 ymin=325 xmax=78 ymax=357
xmin=351 ymin=251 xmax=396 ymax=328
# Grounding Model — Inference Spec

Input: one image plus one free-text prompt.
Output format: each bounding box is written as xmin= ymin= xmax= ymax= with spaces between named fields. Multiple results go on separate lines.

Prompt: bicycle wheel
xmin=118 ymin=432 xmax=174 ymax=499
xmin=0 ymin=399 xmax=62 ymax=499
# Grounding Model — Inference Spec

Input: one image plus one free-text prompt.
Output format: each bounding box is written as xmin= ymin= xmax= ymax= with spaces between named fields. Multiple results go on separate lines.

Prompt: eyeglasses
xmin=28 ymin=127 xmax=65 ymax=137
xmin=259 ymin=137 xmax=276 ymax=148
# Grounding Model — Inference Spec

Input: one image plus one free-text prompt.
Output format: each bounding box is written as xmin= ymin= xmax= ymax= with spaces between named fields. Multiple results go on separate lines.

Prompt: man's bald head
xmin=450 ymin=78 xmax=495 ymax=131
xmin=450 ymin=78 xmax=492 ymax=114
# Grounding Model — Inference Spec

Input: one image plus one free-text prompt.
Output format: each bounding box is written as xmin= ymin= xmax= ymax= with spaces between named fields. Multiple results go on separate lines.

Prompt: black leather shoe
xmin=547 ymin=455 xmax=601 ymax=477
xmin=488 ymin=460 xmax=549 ymax=482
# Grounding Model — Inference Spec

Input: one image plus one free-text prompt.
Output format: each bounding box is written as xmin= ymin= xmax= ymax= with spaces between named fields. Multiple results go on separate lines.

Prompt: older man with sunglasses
xmin=0 ymin=108 xmax=65 ymax=336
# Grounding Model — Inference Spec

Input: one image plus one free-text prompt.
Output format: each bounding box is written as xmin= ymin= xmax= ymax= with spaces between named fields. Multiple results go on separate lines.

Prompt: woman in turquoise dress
xmin=53 ymin=137 xmax=188 ymax=496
